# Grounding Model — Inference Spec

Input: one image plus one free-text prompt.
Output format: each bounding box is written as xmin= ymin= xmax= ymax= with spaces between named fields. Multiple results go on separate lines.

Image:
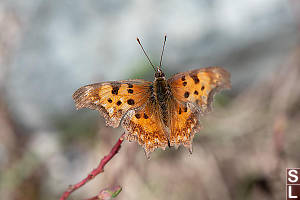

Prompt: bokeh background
xmin=1 ymin=0 xmax=300 ymax=199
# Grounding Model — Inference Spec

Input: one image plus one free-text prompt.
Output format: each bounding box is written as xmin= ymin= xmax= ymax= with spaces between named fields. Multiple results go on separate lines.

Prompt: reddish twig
xmin=60 ymin=133 xmax=125 ymax=200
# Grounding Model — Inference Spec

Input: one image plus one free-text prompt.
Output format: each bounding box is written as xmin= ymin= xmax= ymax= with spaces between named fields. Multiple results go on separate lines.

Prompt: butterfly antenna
xmin=159 ymin=34 xmax=167 ymax=69
xmin=136 ymin=37 xmax=156 ymax=71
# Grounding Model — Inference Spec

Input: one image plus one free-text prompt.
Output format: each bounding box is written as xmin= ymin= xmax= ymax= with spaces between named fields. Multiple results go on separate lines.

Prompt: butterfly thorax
xmin=153 ymin=73 xmax=171 ymax=127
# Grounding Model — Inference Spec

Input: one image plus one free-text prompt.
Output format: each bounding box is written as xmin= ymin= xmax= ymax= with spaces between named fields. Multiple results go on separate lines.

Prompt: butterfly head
xmin=154 ymin=67 xmax=165 ymax=79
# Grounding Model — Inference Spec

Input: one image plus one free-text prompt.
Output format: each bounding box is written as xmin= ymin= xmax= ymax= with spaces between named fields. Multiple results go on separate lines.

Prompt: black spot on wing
xmin=128 ymin=89 xmax=133 ymax=94
xmin=184 ymin=105 xmax=188 ymax=112
xmin=143 ymin=113 xmax=149 ymax=119
xmin=111 ymin=82 xmax=121 ymax=95
xmin=135 ymin=113 xmax=141 ymax=119
xmin=189 ymin=72 xmax=200 ymax=84
xmin=127 ymin=83 xmax=133 ymax=88
xmin=111 ymin=86 xmax=120 ymax=95
xmin=127 ymin=99 xmax=135 ymax=105
xmin=184 ymin=92 xmax=190 ymax=98
xmin=116 ymin=100 xmax=122 ymax=106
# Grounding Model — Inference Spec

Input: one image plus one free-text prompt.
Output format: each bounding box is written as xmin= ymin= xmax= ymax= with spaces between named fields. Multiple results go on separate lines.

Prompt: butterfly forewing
xmin=72 ymin=80 xmax=152 ymax=128
xmin=168 ymin=66 xmax=231 ymax=113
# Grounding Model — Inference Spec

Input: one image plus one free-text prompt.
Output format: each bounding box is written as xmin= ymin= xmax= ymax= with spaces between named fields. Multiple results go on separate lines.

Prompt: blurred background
xmin=0 ymin=0 xmax=300 ymax=199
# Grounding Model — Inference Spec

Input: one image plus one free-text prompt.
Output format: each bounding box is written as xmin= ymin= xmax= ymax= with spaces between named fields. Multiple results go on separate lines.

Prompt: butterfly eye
xmin=155 ymin=71 xmax=165 ymax=78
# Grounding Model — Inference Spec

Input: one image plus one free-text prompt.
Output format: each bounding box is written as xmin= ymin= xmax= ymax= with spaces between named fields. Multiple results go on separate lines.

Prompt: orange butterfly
xmin=73 ymin=35 xmax=231 ymax=158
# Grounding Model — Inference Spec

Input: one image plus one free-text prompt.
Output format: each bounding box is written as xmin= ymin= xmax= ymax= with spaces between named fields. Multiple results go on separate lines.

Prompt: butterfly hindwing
xmin=169 ymin=100 xmax=201 ymax=151
xmin=167 ymin=66 xmax=231 ymax=149
xmin=73 ymin=80 xmax=152 ymax=128
xmin=122 ymin=100 xmax=169 ymax=158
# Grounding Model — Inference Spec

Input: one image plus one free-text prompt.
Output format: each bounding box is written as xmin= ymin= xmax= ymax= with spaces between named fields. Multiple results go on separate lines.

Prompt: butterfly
xmin=72 ymin=35 xmax=231 ymax=158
